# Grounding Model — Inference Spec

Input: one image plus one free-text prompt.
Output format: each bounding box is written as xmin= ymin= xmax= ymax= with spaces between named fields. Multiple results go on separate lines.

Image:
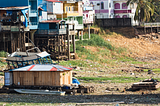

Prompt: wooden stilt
xmin=3 ymin=33 xmax=5 ymax=52
xmin=72 ymin=35 xmax=75 ymax=59
xmin=88 ymin=25 xmax=90 ymax=39
xmin=67 ymin=34 xmax=70 ymax=60
xmin=10 ymin=33 xmax=13 ymax=53
xmin=81 ymin=30 xmax=83 ymax=40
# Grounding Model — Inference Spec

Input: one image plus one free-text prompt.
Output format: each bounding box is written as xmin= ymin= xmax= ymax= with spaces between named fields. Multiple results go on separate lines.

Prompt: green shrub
xmin=0 ymin=51 xmax=6 ymax=57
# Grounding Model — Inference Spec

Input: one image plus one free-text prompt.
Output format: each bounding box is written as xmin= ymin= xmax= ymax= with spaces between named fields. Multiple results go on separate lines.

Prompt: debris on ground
xmin=132 ymin=79 xmax=160 ymax=90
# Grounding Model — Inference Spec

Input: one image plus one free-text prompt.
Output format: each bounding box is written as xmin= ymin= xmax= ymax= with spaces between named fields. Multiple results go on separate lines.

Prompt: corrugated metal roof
xmin=0 ymin=6 xmax=29 ymax=10
xmin=36 ymin=51 xmax=50 ymax=58
xmin=40 ymin=20 xmax=62 ymax=23
xmin=6 ymin=55 xmax=39 ymax=62
xmin=11 ymin=64 xmax=72 ymax=71
xmin=46 ymin=0 xmax=62 ymax=3
xmin=7 ymin=51 xmax=50 ymax=62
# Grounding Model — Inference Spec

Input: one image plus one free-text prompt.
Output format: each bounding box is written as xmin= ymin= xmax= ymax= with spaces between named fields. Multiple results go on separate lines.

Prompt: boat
xmin=14 ymin=89 xmax=65 ymax=95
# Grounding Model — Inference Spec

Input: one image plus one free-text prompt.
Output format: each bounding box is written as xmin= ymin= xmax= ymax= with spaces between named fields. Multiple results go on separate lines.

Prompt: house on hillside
xmin=83 ymin=0 xmax=95 ymax=26
xmin=89 ymin=0 xmax=114 ymax=19
xmin=38 ymin=0 xmax=63 ymax=20
xmin=113 ymin=0 xmax=138 ymax=25
xmin=0 ymin=6 xmax=30 ymax=53
xmin=57 ymin=0 xmax=84 ymax=36
xmin=88 ymin=0 xmax=138 ymax=26
xmin=0 ymin=0 xmax=41 ymax=53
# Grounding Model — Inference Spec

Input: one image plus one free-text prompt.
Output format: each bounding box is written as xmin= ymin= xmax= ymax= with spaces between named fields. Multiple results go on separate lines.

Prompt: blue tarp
xmin=72 ymin=78 xmax=80 ymax=85
xmin=21 ymin=9 xmax=28 ymax=27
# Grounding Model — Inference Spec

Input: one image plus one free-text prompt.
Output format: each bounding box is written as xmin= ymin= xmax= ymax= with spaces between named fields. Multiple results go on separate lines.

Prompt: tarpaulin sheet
xmin=21 ymin=9 xmax=28 ymax=27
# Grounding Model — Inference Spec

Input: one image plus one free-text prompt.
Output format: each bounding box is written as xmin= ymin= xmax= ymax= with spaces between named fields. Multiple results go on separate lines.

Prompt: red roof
xmin=40 ymin=20 xmax=62 ymax=23
xmin=46 ymin=0 xmax=62 ymax=3
xmin=11 ymin=64 xmax=73 ymax=72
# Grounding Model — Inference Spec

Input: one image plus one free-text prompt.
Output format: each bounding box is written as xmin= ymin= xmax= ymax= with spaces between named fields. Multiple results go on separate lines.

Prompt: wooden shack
xmin=9 ymin=64 xmax=72 ymax=87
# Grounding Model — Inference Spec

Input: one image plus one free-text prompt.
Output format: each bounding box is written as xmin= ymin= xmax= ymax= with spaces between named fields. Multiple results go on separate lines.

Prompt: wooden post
xmin=144 ymin=25 xmax=146 ymax=34
xmin=157 ymin=23 xmax=158 ymax=33
xmin=151 ymin=25 xmax=152 ymax=35
xmin=67 ymin=29 xmax=70 ymax=60
xmin=23 ymin=32 xmax=26 ymax=52
xmin=64 ymin=34 xmax=66 ymax=58
xmin=58 ymin=35 xmax=60 ymax=62
xmin=6 ymin=34 xmax=8 ymax=52
xmin=78 ymin=31 xmax=80 ymax=39
xmin=81 ymin=30 xmax=83 ymax=40
xmin=88 ymin=25 xmax=90 ymax=39
xmin=3 ymin=33 xmax=5 ymax=51
xmin=72 ymin=35 xmax=75 ymax=59
xmin=10 ymin=33 xmax=14 ymax=52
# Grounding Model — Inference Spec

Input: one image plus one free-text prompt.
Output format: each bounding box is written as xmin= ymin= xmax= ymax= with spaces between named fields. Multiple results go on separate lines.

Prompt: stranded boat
xmin=14 ymin=89 xmax=66 ymax=95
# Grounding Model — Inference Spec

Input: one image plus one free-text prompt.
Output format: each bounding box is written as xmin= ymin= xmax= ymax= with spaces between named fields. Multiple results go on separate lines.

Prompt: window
xmin=72 ymin=6 xmax=74 ymax=11
xmin=131 ymin=4 xmax=134 ymax=8
xmin=114 ymin=3 xmax=120 ymax=9
xmin=122 ymin=3 xmax=127 ymax=9
xmin=83 ymin=14 xmax=85 ymax=19
xmin=66 ymin=7 xmax=68 ymax=12
xmin=115 ymin=15 xmax=120 ymax=18
xmin=109 ymin=3 xmax=111 ymax=8
xmin=69 ymin=7 xmax=70 ymax=11
xmin=49 ymin=23 xmax=57 ymax=29
xmin=86 ymin=14 xmax=88 ymax=18
xmin=101 ymin=2 xmax=104 ymax=9
xmin=122 ymin=15 xmax=127 ymax=18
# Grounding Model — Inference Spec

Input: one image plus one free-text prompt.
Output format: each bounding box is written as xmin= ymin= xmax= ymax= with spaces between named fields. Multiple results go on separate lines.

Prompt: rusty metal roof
xmin=0 ymin=6 xmax=29 ymax=10
xmin=11 ymin=64 xmax=72 ymax=71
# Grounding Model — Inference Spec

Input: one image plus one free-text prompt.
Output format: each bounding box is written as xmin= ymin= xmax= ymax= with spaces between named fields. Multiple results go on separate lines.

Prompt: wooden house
xmin=35 ymin=20 xmax=76 ymax=60
xmin=5 ymin=64 xmax=72 ymax=86
xmin=83 ymin=0 xmax=95 ymax=26
xmin=57 ymin=0 xmax=84 ymax=36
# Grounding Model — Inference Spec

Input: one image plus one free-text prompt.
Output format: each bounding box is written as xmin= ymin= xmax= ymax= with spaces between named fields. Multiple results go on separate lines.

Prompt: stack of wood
xmin=132 ymin=79 xmax=160 ymax=90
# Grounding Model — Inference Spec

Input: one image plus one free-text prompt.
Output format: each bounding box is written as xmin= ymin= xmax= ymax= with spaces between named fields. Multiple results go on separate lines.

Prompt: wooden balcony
xmin=36 ymin=29 xmax=67 ymax=35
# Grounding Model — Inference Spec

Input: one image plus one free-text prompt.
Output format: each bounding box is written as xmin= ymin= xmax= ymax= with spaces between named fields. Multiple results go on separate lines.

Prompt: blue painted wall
xmin=29 ymin=1 xmax=37 ymax=10
xmin=39 ymin=23 xmax=49 ymax=29
xmin=0 ymin=0 xmax=28 ymax=7
xmin=38 ymin=0 xmax=47 ymax=11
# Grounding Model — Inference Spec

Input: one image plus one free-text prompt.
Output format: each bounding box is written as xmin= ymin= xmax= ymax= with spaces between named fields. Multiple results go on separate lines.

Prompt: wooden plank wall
xmin=13 ymin=71 xmax=72 ymax=86
xmin=60 ymin=71 xmax=72 ymax=85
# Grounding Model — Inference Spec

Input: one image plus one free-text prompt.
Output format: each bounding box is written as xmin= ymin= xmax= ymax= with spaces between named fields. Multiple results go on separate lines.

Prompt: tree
xmin=127 ymin=0 xmax=155 ymax=24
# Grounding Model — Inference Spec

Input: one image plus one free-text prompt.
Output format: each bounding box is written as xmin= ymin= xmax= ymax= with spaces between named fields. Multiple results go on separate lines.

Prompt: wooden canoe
xmin=14 ymin=89 xmax=65 ymax=95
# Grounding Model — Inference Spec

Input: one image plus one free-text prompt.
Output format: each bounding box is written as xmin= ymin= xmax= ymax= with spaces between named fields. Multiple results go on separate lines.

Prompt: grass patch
xmin=77 ymin=77 xmax=147 ymax=83
xmin=0 ymin=72 xmax=4 ymax=76
xmin=77 ymin=34 xmax=115 ymax=50
xmin=143 ymin=68 xmax=160 ymax=73
xmin=0 ymin=51 xmax=7 ymax=57
xmin=59 ymin=60 xmax=101 ymax=68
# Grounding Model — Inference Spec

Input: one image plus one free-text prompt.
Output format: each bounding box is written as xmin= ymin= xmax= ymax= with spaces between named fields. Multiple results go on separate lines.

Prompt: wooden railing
xmin=144 ymin=23 xmax=160 ymax=27
xmin=37 ymin=29 xmax=67 ymax=35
